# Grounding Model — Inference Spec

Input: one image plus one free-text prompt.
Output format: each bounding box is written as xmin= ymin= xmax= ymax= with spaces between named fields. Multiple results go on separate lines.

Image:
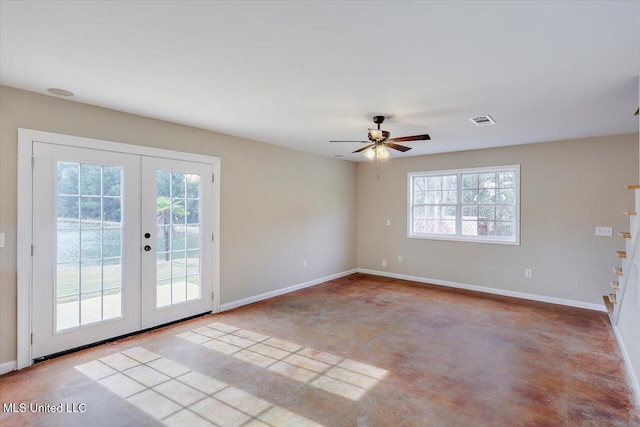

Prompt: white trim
xmin=613 ymin=325 xmax=640 ymax=407
xmin=357 ymin=268 xmax=606 ymax=312
xmin=17 ymin=132 xmax=33 ymax=369
xmin=212 ymin=161 xmax=221 ymax=314
xmin=407 ymin=164 xmax=520 ymax=245
xmin=405 ymin=233 xmax=520 ymax=246
xmin=220 ymin=269 xmax=357 ymax=312
xmin=17 ymin=128 xmax=221 ymax=368
xmin=0 ymin=360 xmax=17 ymax=375
xmin=19 ymin=129 xmax=218 ymax=164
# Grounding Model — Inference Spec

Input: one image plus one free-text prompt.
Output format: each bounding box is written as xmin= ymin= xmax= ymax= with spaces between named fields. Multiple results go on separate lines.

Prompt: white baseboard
xmin=0 ymin=360 xmax=17 ymax=375
xmin=613 ymin=325 xmax=640 ymax=407
xmin=220 ymin=269 xmax=358 ymax=312
xmin=357 ymin=268 xmax=606 ymax=312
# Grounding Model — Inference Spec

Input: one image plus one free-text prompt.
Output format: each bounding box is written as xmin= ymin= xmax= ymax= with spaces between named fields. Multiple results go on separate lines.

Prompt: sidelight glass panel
xmin=156 ymin=170 xmax=201 ymax=308
xmin=56 ymin=162 xmax=123 ymax=331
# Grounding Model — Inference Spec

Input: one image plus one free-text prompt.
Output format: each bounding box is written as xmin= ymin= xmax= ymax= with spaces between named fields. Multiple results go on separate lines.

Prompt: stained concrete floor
xmin=1 ymin=273 xmax=639 ymax=426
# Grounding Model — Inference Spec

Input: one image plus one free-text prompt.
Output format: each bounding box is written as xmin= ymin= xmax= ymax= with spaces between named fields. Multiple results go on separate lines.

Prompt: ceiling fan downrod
xmin=372 ymin=115 xmax=385 ymax=130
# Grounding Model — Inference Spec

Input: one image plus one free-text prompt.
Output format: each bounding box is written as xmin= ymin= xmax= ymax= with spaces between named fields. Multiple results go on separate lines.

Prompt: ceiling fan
xmin=330 ymin=115 xmax=430 ymax=160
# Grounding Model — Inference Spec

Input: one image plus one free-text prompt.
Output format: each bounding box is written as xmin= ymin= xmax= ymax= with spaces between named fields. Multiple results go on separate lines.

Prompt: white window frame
xmin=407 ymin=165 xmax=520 ymax=245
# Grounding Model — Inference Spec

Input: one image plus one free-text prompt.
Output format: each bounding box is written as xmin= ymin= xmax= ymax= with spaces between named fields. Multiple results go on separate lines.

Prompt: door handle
xmin=144 ymin=245 xmax=152 ymax=252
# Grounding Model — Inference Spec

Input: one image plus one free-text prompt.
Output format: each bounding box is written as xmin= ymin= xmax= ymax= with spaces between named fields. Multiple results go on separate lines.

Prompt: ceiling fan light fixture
xmin=363 ymin=147 xmax=376 ymax=160
xmin=376 ymin=146 xmax=390 ymax=160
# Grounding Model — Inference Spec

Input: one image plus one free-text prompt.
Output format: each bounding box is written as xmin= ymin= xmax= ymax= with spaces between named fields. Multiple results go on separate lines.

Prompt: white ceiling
xmin=1 ymin=1 xmax=638 ymax=161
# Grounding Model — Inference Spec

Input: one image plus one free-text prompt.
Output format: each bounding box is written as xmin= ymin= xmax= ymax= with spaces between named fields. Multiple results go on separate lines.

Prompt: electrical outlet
xmin=382 ymin=259 xmax=387 ymax=267
xmin=398 ymin=255 xmax=403 ymax=262
xmin=302 ymin=260 xmax=307 ymax=269
xmin=595 ymin=227 xmax=613 ymax=237
xmin=386 ymin=219 xmax=391 ymax=226
xmin=525 ymin=268 xmax=532 ymax=278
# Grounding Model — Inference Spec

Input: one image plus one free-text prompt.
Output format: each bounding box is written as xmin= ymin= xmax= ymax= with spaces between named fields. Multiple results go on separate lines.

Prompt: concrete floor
xmin=1 ymin=273 xmax=639 ymax=426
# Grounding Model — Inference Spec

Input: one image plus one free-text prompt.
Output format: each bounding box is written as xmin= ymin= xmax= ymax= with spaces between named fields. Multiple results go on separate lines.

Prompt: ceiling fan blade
xmin=385 ymin=142 xmax=412 ymax=152
xmin=352 ymin=144 xmax=374 ymax=153
xmin=329 ymin=140 xmax=370 ymax=143
xmin=387 ymin=134 xmax=431 ymax=143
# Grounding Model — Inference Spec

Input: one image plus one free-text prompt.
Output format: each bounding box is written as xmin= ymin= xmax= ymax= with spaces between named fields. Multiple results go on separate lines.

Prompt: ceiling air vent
xmin=470 ymin=115 xmax=495 ymax=126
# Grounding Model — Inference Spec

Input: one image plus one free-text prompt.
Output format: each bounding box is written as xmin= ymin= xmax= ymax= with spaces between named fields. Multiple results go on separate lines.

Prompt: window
xmin=408 ymin=165 xmax=520 ymax=244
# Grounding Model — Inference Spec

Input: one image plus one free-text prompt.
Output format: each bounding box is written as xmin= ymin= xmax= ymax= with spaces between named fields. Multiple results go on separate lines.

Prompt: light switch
xmin=0 ymin=233 xmax=4 ymax=248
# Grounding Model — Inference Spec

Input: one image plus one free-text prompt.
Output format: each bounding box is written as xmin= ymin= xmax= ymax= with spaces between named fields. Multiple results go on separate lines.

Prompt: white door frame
xmin=17 ymin=128 xmax=221 ymax=369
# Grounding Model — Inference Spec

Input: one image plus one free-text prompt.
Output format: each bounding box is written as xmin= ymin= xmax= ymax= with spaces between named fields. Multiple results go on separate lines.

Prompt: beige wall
xmin=357 ymin=134 xmax=638 ymax=304
xmin=0 ymin=86 xmax=358 ymax=364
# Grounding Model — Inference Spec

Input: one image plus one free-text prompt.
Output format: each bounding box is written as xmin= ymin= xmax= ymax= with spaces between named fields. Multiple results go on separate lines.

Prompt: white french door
xmin=31 ymin=141 xmax=215 ymax=359
xmin=32 ymin=143 xmax=141 ymax=358
xmin=141 ymin=156 xmax=214 ymax=328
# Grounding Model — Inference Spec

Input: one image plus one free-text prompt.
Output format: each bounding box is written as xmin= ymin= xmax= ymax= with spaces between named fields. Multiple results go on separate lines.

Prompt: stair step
xmin=608 ymin=294 xmax=617 ymax=304
xmin=619 ymin=232 xmax=631 ymax=239
xmin=627 ymin=184 xmax=640 ymax=190
xmin=611 ymin=281 xmax=620 ymax=290
xmin=603 ymin=296 xmax=614 ymax=314
xmin=623 ymin=211 xmax=637 ymax=216
xmin=616 ymin=251 xmax=627 ymax=258
xmin=613 ymin=267 xmax=623 ymax=276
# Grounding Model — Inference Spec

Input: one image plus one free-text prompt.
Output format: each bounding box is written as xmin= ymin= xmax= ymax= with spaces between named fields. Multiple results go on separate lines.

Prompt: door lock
xmin=144 ymin=245 xmax=152 ymax=251
xmin=144 ymin=233 xmax=151 ymax=239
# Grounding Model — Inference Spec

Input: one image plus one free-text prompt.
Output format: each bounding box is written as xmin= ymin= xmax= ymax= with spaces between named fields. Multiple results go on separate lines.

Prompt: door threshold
xmin=33 ymin=311 xmax=212 ymax=363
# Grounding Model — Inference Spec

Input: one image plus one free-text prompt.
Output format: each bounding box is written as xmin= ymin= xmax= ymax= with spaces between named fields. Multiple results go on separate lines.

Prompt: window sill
xmin=407 ymin=233 xmax=520 ymax=246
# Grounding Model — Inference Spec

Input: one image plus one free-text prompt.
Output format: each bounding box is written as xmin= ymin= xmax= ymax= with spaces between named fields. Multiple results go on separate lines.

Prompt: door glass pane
xmin=157 ymin=171 xmax=201 ymax=307
xmin=56 ymin=162 xmax=123 ymax=331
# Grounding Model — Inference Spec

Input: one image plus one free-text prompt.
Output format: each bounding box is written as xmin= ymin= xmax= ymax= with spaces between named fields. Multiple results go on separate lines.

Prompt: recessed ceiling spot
xmin=470 ymin=115 xmax=495 ymax=126
xmin=47 ymin=88 xmax=74 ymax=97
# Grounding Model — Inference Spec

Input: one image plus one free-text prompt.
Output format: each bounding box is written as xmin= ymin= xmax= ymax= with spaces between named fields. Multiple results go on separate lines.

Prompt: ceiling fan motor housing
xmin=368 ymin=130 xmax=390 ymax=142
